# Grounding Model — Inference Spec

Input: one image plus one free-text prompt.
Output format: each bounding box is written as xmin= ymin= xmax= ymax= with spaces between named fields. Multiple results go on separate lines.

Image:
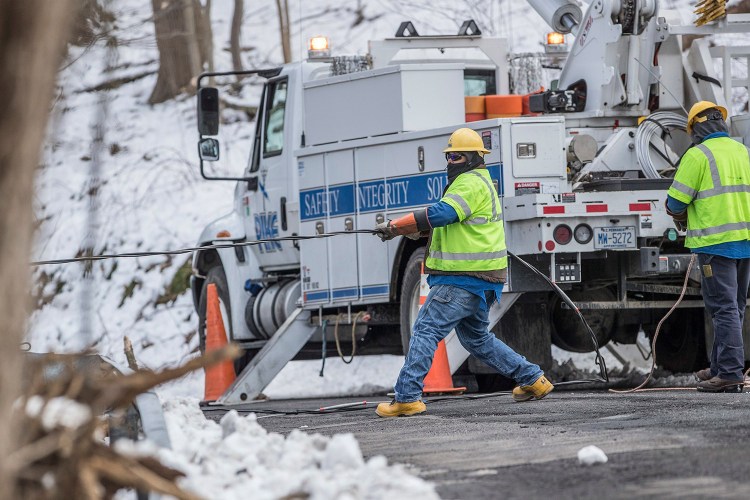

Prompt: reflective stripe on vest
xmin=688 ymin=221 xmax=750 ymax=238
xmin=430 ymin=249 xmax=508 ymax=260
xmin=690 ymin=144 xmax=750 ymax=199
xmin=467 ymin=171 xmax=502 ymax=222
xmin=444 ymin=193 xmax=472 ymax=218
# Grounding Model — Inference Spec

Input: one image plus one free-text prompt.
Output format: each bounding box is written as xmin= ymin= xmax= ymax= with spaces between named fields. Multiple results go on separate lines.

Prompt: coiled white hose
xmin=634 ymin=111 xmax=688 ymax=179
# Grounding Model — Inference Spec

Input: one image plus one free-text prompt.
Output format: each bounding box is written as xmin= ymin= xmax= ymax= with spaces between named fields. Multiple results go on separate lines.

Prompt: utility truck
xmin=192 ymin=0 xmax=750 ymax=404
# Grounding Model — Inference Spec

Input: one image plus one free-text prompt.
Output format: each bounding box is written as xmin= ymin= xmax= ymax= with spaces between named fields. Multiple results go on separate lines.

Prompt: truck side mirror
xmin=198 ymin=87 xmax=220 ymax=135
xmin=198 ymin=138 xmax=220 ymax=162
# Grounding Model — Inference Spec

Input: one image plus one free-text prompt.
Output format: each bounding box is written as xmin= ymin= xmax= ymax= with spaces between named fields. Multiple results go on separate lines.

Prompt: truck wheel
xmin=647 ymin=309 xmax=704 ymax=373
xmin=399 ymin=249 xmax=425 ymax=355
xmin=198 ymin=266 xmax=249 ymax=374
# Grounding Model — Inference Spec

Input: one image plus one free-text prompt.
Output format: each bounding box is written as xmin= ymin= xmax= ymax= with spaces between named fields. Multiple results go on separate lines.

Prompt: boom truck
xmin=192 ymin=0 xmax=750 ymax=404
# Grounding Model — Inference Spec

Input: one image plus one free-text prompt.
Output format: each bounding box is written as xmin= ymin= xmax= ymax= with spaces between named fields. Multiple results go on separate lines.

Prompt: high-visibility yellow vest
xmin=668 ymin=136 xmax=750 ymax=248
xmin=425 ymin=168 xmax=508 ymax=271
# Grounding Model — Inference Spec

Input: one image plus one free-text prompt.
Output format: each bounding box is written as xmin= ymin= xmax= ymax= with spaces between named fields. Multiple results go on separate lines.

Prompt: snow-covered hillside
xmin=30 ymin=0 xmax=730 ymax=400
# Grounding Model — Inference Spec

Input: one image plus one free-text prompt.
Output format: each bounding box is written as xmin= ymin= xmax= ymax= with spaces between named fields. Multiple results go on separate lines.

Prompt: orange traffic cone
xmin=203 ymin=283 xmax=236 ymax=402
xmin=423 ymin=340 xmax=466 ymax=394
xmin=419 ymin=263 xmax=466 ymax=395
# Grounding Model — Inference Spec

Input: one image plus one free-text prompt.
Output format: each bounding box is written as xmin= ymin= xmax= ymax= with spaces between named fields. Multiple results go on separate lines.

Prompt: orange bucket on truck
xmin=486 ymin=95 xmax=522 ymax=118
xmin=464 ymin=96 xmax=486 ymax=122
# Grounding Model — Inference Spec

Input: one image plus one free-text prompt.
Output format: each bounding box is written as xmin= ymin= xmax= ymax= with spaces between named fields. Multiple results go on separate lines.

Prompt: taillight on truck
xmin=553 ymin=224 xmax=572 ymax=245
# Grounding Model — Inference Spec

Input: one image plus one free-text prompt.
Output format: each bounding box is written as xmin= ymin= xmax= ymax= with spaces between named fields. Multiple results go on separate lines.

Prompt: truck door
xmin=246 ymin=75 xmax=298 ymax=269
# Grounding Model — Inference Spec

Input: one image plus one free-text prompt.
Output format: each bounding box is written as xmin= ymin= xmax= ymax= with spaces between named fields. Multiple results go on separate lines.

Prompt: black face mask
xmin=446 ymin=153 xmax=484 ymax=184
xmin=691 ymin=116 xmax=728 ymax=145
xmin=446 ymin=161 xmax=474 ymax=184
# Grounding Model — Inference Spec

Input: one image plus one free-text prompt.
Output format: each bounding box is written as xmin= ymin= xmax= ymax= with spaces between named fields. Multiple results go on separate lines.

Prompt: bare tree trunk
xmin=230 ymin=0 xmax=244 ymax=80
xmin=200 ymin=0 xmax=214 ymax=74
xmin=149 ymin=0 xmax=211 ymax=104
xmin=275 ymin=0 xmax=292 ymax=63
xmin=0 ymin=0 xmax=75 ymax=495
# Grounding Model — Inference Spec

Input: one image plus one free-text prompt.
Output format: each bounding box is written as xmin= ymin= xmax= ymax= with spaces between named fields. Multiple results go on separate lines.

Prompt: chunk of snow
xmin=41 ymin=472 xmax=55 ymax=490
xmin=156 ymin=398 xmax=438 ymax=500
xmin=322 ymin=434 xmax=365 ymax=470
xmin=113 ymin=438 xmax=159 ymax=458
xmin=25 ymin=396 xmax=92 ymax=430
xmin=577 ymin=445 xmax=608 ymax=466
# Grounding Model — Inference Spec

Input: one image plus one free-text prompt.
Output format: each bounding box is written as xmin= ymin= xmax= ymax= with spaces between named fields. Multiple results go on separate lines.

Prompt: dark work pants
xmin=698 ymin=254 xmax=750 ymax=381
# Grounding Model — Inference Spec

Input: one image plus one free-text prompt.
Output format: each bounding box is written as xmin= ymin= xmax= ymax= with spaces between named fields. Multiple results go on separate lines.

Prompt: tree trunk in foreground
xmin=0 ymin=0 xmax=75 ymax=496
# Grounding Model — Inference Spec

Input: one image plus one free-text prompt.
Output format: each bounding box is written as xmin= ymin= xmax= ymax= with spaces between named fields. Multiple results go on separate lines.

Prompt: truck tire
xmin=399 ymin=249 xmax=425 ymax=355
xmin=198 ymin=265 xmax=249 ymax=374
xmin=647 ymin=309 xmax=704 ymax=373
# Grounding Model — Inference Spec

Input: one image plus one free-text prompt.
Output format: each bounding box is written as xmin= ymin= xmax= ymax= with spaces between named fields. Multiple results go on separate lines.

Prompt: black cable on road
xmin=508 ymin=252 xmax=609 ymax=383
xmin=200 ymin=380 xmax=612 ymax=418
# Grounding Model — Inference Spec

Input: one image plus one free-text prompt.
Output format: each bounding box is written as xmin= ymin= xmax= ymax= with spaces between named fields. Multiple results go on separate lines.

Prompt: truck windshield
xmin=263 ymin=78 xmax=288 ymax=157
xmin=464 ymin=69 xmax=496 ymax=96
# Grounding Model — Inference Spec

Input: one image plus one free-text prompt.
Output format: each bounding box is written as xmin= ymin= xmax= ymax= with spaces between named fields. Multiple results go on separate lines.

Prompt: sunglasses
xmin=445 ymin=152 xmax=467 ymax=162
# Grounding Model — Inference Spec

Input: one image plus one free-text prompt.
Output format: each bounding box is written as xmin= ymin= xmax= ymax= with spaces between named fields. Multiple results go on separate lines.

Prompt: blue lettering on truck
xmin=255 ymin=212 xmax=282 ymax=253
xmin=299 ymin=164 xmax=501 ymax=221
xmin=302 ymin=184 xmax=354 ymax=219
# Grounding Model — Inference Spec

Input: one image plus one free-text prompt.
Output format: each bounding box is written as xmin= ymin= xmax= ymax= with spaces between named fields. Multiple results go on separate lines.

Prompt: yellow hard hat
xmin=686 ymin=100 xmax=728 ymax=134
xmin=443 ymin=128 xmax=490 ymax=155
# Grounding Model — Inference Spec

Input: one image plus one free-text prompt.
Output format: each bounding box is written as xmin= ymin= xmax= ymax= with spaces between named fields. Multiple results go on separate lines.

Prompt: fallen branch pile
xmin=11 ymin=344 xmax=241 ymax=499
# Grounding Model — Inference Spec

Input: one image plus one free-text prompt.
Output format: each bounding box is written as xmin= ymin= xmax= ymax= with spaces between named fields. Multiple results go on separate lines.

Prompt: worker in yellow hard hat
xmin=373 ymin=128 xmax=553 ymax=417
xmin=666 ymin=101 xmax=750 ymax=392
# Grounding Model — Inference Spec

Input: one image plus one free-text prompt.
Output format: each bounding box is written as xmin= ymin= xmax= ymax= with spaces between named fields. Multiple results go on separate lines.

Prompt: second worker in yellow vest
xmin=373 ymin=128 xmax=553 ymax=417
xmin=667 ymin=101 xmax=750 ymax=392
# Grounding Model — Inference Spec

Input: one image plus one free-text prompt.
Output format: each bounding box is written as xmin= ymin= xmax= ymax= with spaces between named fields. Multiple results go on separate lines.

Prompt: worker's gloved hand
xmin=665 ymin=199 xmax=688 ymax=232
xmin=375 ymin=213 xmax=421 ymax=241
xmin=374 ymin=221 xmax=397 ymax=241
xmin=672 ymin=216 xmax=688 ymax=232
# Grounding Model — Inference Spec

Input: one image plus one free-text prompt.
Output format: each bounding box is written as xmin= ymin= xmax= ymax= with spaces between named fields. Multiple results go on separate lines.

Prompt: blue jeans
xmin=699 ymin=254 xmax=750 ymax=381
xmin=394 ymin=284 xmax=543 ymax=402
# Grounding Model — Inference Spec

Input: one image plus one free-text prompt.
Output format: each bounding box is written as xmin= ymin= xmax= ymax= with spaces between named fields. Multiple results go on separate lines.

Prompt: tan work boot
xmin=376 ymin=400 xmax=427 ymax=417
xmin=512 ymin=375 xmax=554 ymax=402
xmin=696 ymin=376 xmax=744 ymax=393
xmin=695 ymin=368 xmax=712 ymax=381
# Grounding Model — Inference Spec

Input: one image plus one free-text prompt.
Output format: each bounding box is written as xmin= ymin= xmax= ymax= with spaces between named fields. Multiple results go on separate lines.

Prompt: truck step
xmin=217 ymin=308 xmax=318 ymax=405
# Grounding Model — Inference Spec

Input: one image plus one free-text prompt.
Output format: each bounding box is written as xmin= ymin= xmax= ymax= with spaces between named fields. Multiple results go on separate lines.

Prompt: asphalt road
xmin=203 ymin=390 xmax=750 ymax=499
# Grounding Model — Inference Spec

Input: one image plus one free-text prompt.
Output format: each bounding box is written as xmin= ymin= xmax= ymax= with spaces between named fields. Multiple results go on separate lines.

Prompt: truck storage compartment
xmin=303 ymin=63 xmax=465 ymax=145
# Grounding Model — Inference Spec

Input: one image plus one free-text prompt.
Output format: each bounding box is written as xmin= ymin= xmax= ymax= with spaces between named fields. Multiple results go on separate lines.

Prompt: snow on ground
xmin=156 ymin=354 xmax=406 ymax=400
xmin=551 ymin=328 xmax=654 ymax=375
xmin=151 ymin=398 xmax=438 ymax=500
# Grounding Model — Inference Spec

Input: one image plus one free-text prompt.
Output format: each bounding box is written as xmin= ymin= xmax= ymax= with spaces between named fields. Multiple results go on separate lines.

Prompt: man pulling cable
xmin=373 ymin=128 xmax=553 ymax=417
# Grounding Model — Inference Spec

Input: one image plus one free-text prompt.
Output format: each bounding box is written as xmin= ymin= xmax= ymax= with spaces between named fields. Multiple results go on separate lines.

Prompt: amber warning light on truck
xmin=544 ymin=31 xmax=568 ymax=54
xmin=307 ymin=36 xmax=330 ymax=58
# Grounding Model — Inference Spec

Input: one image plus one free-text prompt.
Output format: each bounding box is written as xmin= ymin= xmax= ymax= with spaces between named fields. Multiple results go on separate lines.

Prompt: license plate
xmin=593 ymin=226 xmax=636 ymax=249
